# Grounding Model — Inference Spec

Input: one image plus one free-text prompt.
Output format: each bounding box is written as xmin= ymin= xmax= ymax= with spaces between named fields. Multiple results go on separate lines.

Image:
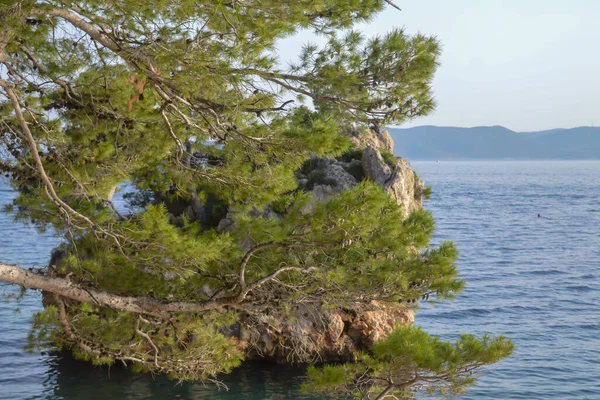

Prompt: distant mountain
xmin=387 ymin=126 xmax=600 ymax=160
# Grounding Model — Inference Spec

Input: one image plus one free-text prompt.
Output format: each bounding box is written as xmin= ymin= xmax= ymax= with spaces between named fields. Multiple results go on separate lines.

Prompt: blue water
xmin=413 ymin=161 xmax=600 ymax=400
xmin=1 ymin=161 xmax=599 ymax=399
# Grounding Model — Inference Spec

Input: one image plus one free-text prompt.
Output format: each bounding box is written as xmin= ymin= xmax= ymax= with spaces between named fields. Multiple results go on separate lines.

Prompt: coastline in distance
xmin=388 ymin=125 xmax=600 ymax=160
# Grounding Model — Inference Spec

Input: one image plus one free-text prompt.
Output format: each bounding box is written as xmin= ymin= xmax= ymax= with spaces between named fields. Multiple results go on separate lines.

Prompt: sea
xmin=1 ymin=160 xmax=599 ymax=400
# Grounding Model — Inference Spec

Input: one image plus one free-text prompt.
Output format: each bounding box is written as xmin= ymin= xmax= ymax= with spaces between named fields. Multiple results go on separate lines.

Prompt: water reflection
xmin=34 ymin=352 xmax=321 ymax=400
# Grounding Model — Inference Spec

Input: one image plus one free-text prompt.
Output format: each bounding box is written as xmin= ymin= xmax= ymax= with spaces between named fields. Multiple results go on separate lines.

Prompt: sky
xmin=277 ymin=0 xmax=600 ymax=132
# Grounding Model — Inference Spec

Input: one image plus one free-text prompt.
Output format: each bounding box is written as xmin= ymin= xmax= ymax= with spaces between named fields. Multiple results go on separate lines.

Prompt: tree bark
xmin=373 ymin=384 xmax=394 ymax=400
xmin=0 ymin=262 xmax=234 ymax=318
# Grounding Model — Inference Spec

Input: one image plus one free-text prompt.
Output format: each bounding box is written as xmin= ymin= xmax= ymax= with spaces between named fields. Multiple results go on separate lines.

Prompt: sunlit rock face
xmin=349 ymin=127 xmax=395 ymax=154
xmin=293 ymin=130 xmax=422 ymax=218
xmin=362 ymin=147 xmax=423 ymax=219
xmin=236 ymin=301 xmax=414 ymax=362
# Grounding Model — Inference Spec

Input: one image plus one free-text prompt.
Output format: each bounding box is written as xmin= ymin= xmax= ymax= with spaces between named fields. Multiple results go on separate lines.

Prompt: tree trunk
xmin=0 ymin=262 xmax=233 ymax=318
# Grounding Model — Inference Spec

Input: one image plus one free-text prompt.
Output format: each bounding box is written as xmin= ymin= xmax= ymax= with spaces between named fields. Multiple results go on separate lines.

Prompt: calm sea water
xmin=1 ymin=161 xmax=599 ymax=399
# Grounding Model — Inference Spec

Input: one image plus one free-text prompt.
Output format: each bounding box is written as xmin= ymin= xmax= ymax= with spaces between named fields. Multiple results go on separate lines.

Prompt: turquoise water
xmin=1 ymin=161 xmax=600 ymax=399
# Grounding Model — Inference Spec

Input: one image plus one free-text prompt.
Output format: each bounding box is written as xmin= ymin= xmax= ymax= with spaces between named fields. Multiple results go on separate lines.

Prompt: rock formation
xmin=228 ymin=129 xmax=426 ymax=362
xmin=234 ymin=301 xmax=415 ymax=362
xmin=45 ymin=129 xmax=426 ymax=364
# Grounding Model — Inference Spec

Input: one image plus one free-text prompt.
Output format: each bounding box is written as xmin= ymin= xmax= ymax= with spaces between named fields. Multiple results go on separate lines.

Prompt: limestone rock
xmin=299 ymin=163 xmax=357 ymax=214
xmin=379 ymin=130 xmax=394 ymax=153
xmin=362 ymin=146 xmax=392 ymax=186
xmin=238 ymin=301 xmax=414 ymax=362
xmin=263 ymin=206 xmax=282 ymax=220
xmin=324 ymin=163 xmax=358 ymax=191
xmin=327 ymin=314 xmax=345 ymax=342
xmin=385 ymin=157 xmax=424 ymax=218
xmin=349 ymin=128 xmax=394 ymax=153
xmin=361 ymin=146 xmax=423 ymax=219
xmin=300 ymin=184 xmax=336 ymax=215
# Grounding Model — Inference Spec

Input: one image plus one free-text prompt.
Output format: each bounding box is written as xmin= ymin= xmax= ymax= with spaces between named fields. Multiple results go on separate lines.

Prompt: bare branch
xmin=53 ymin=293 xmax=97 ymax=354
xmin=17 ymin=42 xmax=75 ymax=95
xmin=0 ymin=263 xmax=230 ymax=318
xmin=31 ymin=8 xmax=119 ymax=52
xmin=161 ymin=110 xmax=185 ymax=154
xmin=238 ymin=242 xmax=319 ymax=293
xmin=239 ymin=264 xmax=317 ymax=301
xmin=136 ymin=317 xmax=160 ymax=368
xmin=384 ymin=0 xmax=402 ymax=12
xmin=238 ymin=243 xmax=280 ymax=290
xmin=0 ymin=261 xmax=316 ymax=318
xmin=374 ymin=384 xmax=394 ymax=400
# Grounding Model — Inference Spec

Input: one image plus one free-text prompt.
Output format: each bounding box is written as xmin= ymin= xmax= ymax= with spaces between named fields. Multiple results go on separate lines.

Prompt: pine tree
xmin=0 ymin=0 xmax=512 ymax=395
xmin=306 ymin=326 xmax=514 ymax=399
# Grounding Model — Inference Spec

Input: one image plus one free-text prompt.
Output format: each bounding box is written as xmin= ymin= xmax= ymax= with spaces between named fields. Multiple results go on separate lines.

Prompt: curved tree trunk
xmin=0 ymin=262 xmax=230 ymax=318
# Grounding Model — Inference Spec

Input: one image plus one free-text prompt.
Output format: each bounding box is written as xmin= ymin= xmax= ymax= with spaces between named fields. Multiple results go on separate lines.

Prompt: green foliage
xmin=413 ymin=172 xmax=432 ymax=201
xmin=25 ymin=306 xmax=61 ymax=353
xmin=229 ymin=182 xmax=463 ymax=304
xmin=380 ymin=150 xmax=397 ymax=167
xmin=290 ymin=28 xmax=440 ymax=125
xmin=305 ymin=326 xmax=514 ymax=399
xmin=422 ymin=185 xmax=433 ymax=200
xmin=0 ymin=0 xmax=506 ymax=392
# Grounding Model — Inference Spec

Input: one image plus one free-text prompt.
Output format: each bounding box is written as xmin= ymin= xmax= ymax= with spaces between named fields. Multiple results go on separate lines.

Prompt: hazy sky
xmin=278 ymin=0 xmax=600 ymax=132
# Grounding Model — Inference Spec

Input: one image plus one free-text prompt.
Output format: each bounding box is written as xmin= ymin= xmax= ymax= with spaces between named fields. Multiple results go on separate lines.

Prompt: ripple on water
xmin=3 ymin=163 xmax=600 ymax=399
xmin=413 ymin=161 xmax=600 ymax=400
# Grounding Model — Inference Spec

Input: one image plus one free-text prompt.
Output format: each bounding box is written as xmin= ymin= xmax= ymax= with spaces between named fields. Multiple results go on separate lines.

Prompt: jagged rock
xmin=379 ymin=130 xmax=395 ymax=153
xmin=238 ymin=301 xmax=413 ymax=362
xmin=297 ymin=178 xmax=309 ymax=187
xmin=248 ymin=205 xmax=282 ymax=220
xmin=386 ymin=157 xmax=424 ymax=218
xmin=312 ymin=184 xmax=336 ymax=202
xmin=263 ymin=206 xmax=282 ymax=220
xmin=327 ymin=314 xmax=345 ymax=342
xmin=190 ymin=194 xmax=206 ymax=221
xmin=216 ymin=211 xmax=236 ymax=233
xmin=324 ymin=163 xmax=358 ymax=191
xmin=349 ymin=127 xmax=394 ymax=153
xmin=298 ymin=160 xmax=359 ymax=215
xmin=347 ymin=321 xmax=369 ymax=340
xmin=300 ymin=184 xmax=335 ymax=215
xmin=361 ymin=146 xmax=423 ymax=219
xmin=362 ymin=146 xmax=392 ymax=186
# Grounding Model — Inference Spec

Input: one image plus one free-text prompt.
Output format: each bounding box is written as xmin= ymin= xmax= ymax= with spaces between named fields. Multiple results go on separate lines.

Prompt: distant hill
xmin=387 ymin=126 xmax=600 ymax=160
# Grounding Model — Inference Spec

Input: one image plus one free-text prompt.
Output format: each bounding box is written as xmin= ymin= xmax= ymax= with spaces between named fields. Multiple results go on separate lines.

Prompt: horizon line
xmin=388 ymin=125 xmax=599 ymax=133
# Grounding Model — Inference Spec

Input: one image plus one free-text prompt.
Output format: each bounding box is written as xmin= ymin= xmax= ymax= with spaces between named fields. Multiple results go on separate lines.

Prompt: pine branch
xmin=384 ymin=0 xmax=402 ymax=12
